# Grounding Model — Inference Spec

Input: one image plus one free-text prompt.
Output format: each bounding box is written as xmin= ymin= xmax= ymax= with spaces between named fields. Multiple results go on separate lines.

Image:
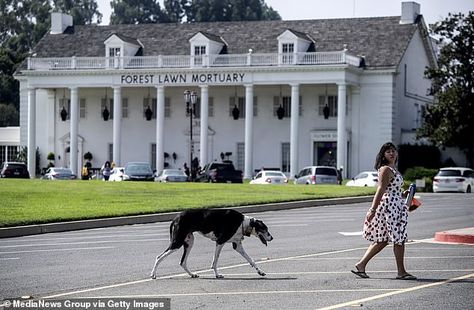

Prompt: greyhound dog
xmin=150 ymin=208 xmax=273 ymax=279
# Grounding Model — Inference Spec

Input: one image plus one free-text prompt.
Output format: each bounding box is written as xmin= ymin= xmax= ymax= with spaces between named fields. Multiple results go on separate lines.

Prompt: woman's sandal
xmin=396 ymin=273 xmax=417 ymax=280
xmin=351 ymin=268 xmax=369 ymax=279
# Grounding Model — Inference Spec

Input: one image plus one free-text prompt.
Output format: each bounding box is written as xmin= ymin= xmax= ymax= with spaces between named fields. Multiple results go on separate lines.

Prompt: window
xmin=282 ymin=43 xmax=294 ymax=64
xmin=109 ymin=47 xmax=121 ymax=56
xmin=318 ymin=95 xmax=338 ymax=118
xmin=108 ymin=143 xmax=113 ymax=162
xmin=108 ymin=47 xmax=121 ymax=68
xmin=122 ymin=98 xmax=128 ymax=118
xmin=80 ymin=99 xmax=86 ymax=118
xmin=194 ymin=45 xmax=206 ymax=65
xmin=281 ymin=142 xmax=290 ymax=173
xmin=273 ymin=96 xmax=302 ymax=118
xmin=151 ymin=143 xmax=156 ymax=170
xmin=229 ymin=97 xmax=258 ymax=119
xmin=236 ymin=142 xmax=245 ymax=171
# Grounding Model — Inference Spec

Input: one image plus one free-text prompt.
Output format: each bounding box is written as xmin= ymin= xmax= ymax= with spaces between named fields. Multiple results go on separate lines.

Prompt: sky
xmin=96 ymin=0 xmax=473 ymax=26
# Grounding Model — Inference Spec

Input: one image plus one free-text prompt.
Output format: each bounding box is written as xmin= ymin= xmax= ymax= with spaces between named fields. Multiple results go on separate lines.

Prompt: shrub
xmin=47 ymin=152 xmax=55 ymax=161
xmin=84 ymin=152 xmax=93 ymax=161
xmin=403 ymin=167 xmax=437 ymax=192
xmin=398 ymin=144 xmax=441 ymax=173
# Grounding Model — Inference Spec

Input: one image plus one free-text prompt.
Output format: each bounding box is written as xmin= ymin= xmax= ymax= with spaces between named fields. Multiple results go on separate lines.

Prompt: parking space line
xmin=318 ymin=273 xmax=474 ymax=310
xmin=0 ymin=239 xmax=168 ymax=248
xmin=0 ymin=233 xmax=169 ymax=243
xmin=0 ymin=246 xmax=115 ymax=254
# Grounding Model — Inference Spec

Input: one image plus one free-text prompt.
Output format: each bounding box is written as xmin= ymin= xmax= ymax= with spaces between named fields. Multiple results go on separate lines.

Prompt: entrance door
xmin=313 ymin=142 xmax=337 ymax=166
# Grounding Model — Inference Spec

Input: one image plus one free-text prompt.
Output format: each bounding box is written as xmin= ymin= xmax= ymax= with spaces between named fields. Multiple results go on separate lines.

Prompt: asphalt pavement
xmin=0 ymin=193 xmax=473 ymax=309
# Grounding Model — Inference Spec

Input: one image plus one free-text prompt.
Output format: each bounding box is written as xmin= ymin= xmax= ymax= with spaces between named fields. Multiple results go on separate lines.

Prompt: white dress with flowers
xmin=363 ymin=166 xmax=408 ymax=245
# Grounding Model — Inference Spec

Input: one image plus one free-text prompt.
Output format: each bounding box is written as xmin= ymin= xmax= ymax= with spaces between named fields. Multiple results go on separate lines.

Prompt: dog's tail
xmin=169 ymin=219 xmax=178 ymax=242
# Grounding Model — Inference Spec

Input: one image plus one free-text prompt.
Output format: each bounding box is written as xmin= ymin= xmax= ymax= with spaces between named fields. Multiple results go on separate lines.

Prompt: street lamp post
xmin=184 ymin=90 xmax=198 ymax=181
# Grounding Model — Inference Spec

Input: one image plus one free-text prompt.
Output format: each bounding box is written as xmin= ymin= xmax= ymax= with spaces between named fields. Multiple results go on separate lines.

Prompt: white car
xmin=250 ymin=170 xmax=288 ymax=185
xmin=346 ymin=171 xmax=378 ymax=187
xmin=155 ymin=169 xmax=188 ymax=182
xmin=42 ymin=167 xmax=77 ymax=180
xmin=433 ymin=167 xmax=474 ymax=193
xmin=109 ymin=167 xmax=125 ymax=181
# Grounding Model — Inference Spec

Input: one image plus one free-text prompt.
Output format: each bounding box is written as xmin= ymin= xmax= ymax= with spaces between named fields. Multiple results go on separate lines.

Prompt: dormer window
xmin=189 ymin=32 xmax=226 ymax=67
xmin=104 ymin=33 xmax=141 ymax=68
xmin=194 ymin=46 xmax=206 ymax=65
xmin=282 ymin=43 xmax=294 ymax=64
xmin=109 ymin=47 xmax=121 ymax=57
xmin=277 ymin=29 xmax=313 ymax=65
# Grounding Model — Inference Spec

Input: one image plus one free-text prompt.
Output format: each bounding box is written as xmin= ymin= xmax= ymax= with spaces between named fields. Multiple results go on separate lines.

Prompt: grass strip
xmin=0 ymin=179 xmax=375 ymax=227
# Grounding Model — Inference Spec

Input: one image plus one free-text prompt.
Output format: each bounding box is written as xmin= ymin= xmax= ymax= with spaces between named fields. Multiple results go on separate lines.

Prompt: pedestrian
xmin=102 ymin=161 xmax=111 ymax=181
xmin=351 ymin=142 xmax=416 ymax=280
xmin=183 ymin=163 xmax=190 ymax=179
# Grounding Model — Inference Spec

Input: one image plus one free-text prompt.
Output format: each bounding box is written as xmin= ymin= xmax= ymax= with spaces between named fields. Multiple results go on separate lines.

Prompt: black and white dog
xmin=150 ymin=209 xmax=273 ymax=279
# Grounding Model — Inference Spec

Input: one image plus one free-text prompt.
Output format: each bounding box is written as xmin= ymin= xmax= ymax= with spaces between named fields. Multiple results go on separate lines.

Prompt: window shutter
xmin=153 ymin=98 xmax=157 ymax=119
xmin=209 ymin=97 xmax=214 ymax=117
xmin=165 ymin=97 xmax=171 ymax=118
xmin=122 ymin=98 xmax=128 ymax=118
xmin=299 ymin=96 xmax=303 ymax=116
xmin=253 ymin=96 xmax=258 ymax=117
xmin=273 ymin=96 xmax=280 ymax=117
xmin=80 ymin=99 xmax=86 ymax=118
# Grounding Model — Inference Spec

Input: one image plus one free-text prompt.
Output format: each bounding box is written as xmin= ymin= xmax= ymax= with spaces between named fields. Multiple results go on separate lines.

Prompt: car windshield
xmin=438 ymin=170 xmax=461 ymax=177
xmin=266 ymin=172 xmax=284 ymax=177
xmin=165 ymin=170 xmax=185 ymax=176
xmin=126 ymin=164 xmax=152 ymax=173
xmin=315 ymin=168 xmax=337 ymax=176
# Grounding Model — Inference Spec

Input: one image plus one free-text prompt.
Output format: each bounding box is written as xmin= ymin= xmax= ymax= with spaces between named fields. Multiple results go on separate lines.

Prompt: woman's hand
xmin=366 ymin=209 xmax=376 ymax=222
xmin=402 ymin=190 xmax=409 ymax=198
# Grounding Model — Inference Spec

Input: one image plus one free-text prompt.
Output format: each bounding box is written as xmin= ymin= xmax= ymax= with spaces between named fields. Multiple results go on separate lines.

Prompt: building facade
xmin=15 ymin=2 xmax=436 ymax=178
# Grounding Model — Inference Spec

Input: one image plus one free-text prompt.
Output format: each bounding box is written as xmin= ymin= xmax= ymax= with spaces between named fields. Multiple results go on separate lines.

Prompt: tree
xmin=0 ymin=0 xmax=102 ymax=127
xmin=418 ymin=12 xmax=474 ymax=167
xmin=110 ymin=0 xmax=165 ymax=24
xmin=0 ymin=103 xmax=19 ymax=126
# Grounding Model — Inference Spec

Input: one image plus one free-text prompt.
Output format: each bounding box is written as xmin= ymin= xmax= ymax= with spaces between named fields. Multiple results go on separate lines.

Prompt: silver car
xmin=294 ymin=166 xmax=338 ymax=185
xmin=155 ymin=169 xmax=188 ymax=182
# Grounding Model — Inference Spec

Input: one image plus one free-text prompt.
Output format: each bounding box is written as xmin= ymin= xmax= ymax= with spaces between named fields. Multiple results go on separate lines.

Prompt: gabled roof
xmin=283 ymin=29 xmax=313 ymax=42
xmin=106 ymin=33 xmax=141 ymax=46
xmin=31 ymin=16 xmax=420 ymax=68
xmin=191 ymin=31 xmax=226 ymax=45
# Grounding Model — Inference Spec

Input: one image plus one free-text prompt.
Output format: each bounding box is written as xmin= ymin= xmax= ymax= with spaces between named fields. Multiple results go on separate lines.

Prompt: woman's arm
xmin=366 ymin=166 xmax=393 ymax=222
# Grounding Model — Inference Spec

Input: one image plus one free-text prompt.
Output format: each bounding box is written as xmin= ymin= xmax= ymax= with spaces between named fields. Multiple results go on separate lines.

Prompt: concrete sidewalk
xmin=0 ymin=196 xmax=372 ymax=239
xmin=434 ymin=227 xmax=474 ymax=244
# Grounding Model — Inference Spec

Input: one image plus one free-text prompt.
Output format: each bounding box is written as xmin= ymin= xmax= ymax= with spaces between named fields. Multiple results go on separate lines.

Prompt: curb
xmin=434 ymin=227 xmax=474 ymax=244
xmin=0 ymin=196 xmax=372 ymax=239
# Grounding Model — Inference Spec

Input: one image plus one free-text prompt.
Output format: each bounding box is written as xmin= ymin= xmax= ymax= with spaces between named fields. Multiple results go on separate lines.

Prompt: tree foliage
xmin=0 ymin=0 xmax=102 ymax=126
xmin=418 ymin=11 xmax=474 ymax=167
xmin=110 ymin=0 xmax=165 ymax=24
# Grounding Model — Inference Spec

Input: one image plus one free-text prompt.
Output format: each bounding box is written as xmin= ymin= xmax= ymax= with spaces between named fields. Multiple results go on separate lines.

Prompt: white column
xmin=70 ymin=87 xmax=79 ymax=176
xmin=244 ymin=84 xmax=254 ymax=179
xmin=113 ymin=86 xmax=122 ymax=166
xmin=350 ymin=86 xmax=361 ymax=177
xmin=27 ymin=87 xmax=36 ymax=178
xmin=156 ymin=86 xmax=165 ymax=174
xmin=290 ymin=83 xmax=299 ymax=179
xmin=199 ymin=85 xmax=209 ymax=167
xmin=337 ymin=83 xmax=347 ymax=178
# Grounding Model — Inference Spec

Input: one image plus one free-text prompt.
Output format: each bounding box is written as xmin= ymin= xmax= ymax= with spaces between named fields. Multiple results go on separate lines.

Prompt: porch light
xmin=145 ymin=106 xmax=153 ymax=121
xmin=323 ymin=104 xmax=330 ymax=119
xmin=277 ymin=105 xmax=285 ymax=120
xmin=232 ymin=105 xmax=240 ymax=120
xmin=103 ymin=88 xmax=110 ymax=121
xmin=60 ymin=106 xmax=68 ymax=121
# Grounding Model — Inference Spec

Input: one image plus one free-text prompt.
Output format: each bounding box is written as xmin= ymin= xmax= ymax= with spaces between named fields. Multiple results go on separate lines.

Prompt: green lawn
xmin=0 ymin=179 xmax=375 ymax=227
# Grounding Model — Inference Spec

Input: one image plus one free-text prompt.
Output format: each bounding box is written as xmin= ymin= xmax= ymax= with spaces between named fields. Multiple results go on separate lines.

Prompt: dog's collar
xmin=242 ymin=216 xmax=254 ymax=237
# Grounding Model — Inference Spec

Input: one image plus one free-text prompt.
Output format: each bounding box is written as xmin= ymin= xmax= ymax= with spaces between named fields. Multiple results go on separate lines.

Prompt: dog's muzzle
xmin=258 ymin=232 xmax=273 ymax=246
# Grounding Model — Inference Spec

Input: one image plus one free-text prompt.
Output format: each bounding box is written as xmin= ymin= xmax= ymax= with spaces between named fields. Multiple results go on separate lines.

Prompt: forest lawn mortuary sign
xmin=119 ymin=72 xmax=248 ymax=85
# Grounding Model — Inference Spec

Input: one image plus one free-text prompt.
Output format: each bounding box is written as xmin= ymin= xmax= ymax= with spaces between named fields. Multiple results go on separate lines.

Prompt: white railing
xmin=27 ymin=51 xmax=362 ymax=71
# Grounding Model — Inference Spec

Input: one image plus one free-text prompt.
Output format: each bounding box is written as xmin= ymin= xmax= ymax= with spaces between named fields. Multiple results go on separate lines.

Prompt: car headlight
xmin=122 ymin=175 xmax=130 ymax=180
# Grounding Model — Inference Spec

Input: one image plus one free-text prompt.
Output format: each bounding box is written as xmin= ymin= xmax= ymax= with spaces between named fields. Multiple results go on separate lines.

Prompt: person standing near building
xmin=351 ymin=142 xmax=416 ymax=280
xmin=102 ymin=161 xmax=111 ymax=181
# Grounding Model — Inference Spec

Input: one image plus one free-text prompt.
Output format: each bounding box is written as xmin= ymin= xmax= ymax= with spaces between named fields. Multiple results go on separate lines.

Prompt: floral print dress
xmin=363 ymin=166 xmax=408 ymax=245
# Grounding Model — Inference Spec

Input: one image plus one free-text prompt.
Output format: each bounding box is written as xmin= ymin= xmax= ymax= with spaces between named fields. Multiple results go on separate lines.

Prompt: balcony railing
xmin=27 ymin=51 xmax=362 ymax=71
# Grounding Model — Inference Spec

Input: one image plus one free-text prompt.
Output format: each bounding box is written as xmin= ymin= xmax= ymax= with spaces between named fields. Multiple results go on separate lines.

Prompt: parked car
xmin=250 ymin=170 xmax=288 ymax=185
xmin=42 ymin=167 xmax=77 ymax=180
xmin=109 ymin=167 xmax=125 ymax=181
xmin=196 ymin=162 xmax=243 ymax=183
xmin=0 ymin=162 xmax=30 ymax=178
xmin=122 ymin=162 xmax=155 ymax=181
xmin=433 ymin=167 xmax=474 ymax=193
xmin=294 ymin=166 xmax=338 ymax=185
xmin=346 ymin=171 xmax=379 ymax=187
xmin=156 ymin=169 xmax=188 ymax=182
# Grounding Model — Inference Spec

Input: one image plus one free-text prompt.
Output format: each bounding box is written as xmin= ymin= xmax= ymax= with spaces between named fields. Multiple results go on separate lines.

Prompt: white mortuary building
xmin=15 ymin=1 xmax=436 ymax=179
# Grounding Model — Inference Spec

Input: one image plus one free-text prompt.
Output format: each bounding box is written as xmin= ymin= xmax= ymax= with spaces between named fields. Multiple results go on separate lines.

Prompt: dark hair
xmin=374 ymin=142 xmax=397 ymax=170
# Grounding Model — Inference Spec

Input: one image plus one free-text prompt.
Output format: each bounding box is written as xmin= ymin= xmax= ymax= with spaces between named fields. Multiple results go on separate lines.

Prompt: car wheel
xmin=467 ymin=185 xmax=472 ymax=193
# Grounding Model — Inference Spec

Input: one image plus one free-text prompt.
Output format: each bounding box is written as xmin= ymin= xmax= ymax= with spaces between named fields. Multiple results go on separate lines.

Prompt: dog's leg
xmin=150 ymin=247 xmax=178 ymax=279
xmin=180 ymin=233 xmax=199 ymax=278
xmin=212 ymin=243 xmax=225 ymax=278
xmin=233 ymin=241 xmax=266 ymax=277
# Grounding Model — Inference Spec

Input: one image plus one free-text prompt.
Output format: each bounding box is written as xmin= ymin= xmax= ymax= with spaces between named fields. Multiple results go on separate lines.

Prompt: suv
xmin=294 ymin=166 xmax=338 ymax=185
xmin=0 ymin=162 xmax=30 ymax=179
xmin=433 ymin=167 xmax=474 ymax=193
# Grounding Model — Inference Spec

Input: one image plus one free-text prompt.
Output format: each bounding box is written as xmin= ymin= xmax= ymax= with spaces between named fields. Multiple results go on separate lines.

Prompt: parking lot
xmin=1 ymin=193 xmax=473 ymax=309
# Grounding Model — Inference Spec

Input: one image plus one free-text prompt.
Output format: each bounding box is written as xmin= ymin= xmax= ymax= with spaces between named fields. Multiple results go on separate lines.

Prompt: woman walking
xmin=352 ymin=142 xmax=416 ymax=280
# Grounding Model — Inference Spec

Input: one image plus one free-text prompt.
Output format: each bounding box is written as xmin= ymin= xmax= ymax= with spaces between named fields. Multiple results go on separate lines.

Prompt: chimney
xmin=400 ymin=2 xmax=420 ymax=24
xmin=50 ymin=12 xmax=73 ymax=34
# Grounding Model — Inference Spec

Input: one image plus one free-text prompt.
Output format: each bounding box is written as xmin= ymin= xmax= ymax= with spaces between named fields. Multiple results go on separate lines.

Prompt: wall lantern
xmin=276 ymin=86 xmax=284 ymax=120
xmin=172 ymin=152 xmax=177 ymax=162
xmin=232 ymin=105 xmax=240 ymax=120
xmin=60 ymin=106 xmax=68 ymax=121
xmin=102 ymin=88 xmax=110 ymax=121
xmin=145 ymin=106 xmax=153 ymax=121
xmin=323 ymin=85 xmax=330 ymax=119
